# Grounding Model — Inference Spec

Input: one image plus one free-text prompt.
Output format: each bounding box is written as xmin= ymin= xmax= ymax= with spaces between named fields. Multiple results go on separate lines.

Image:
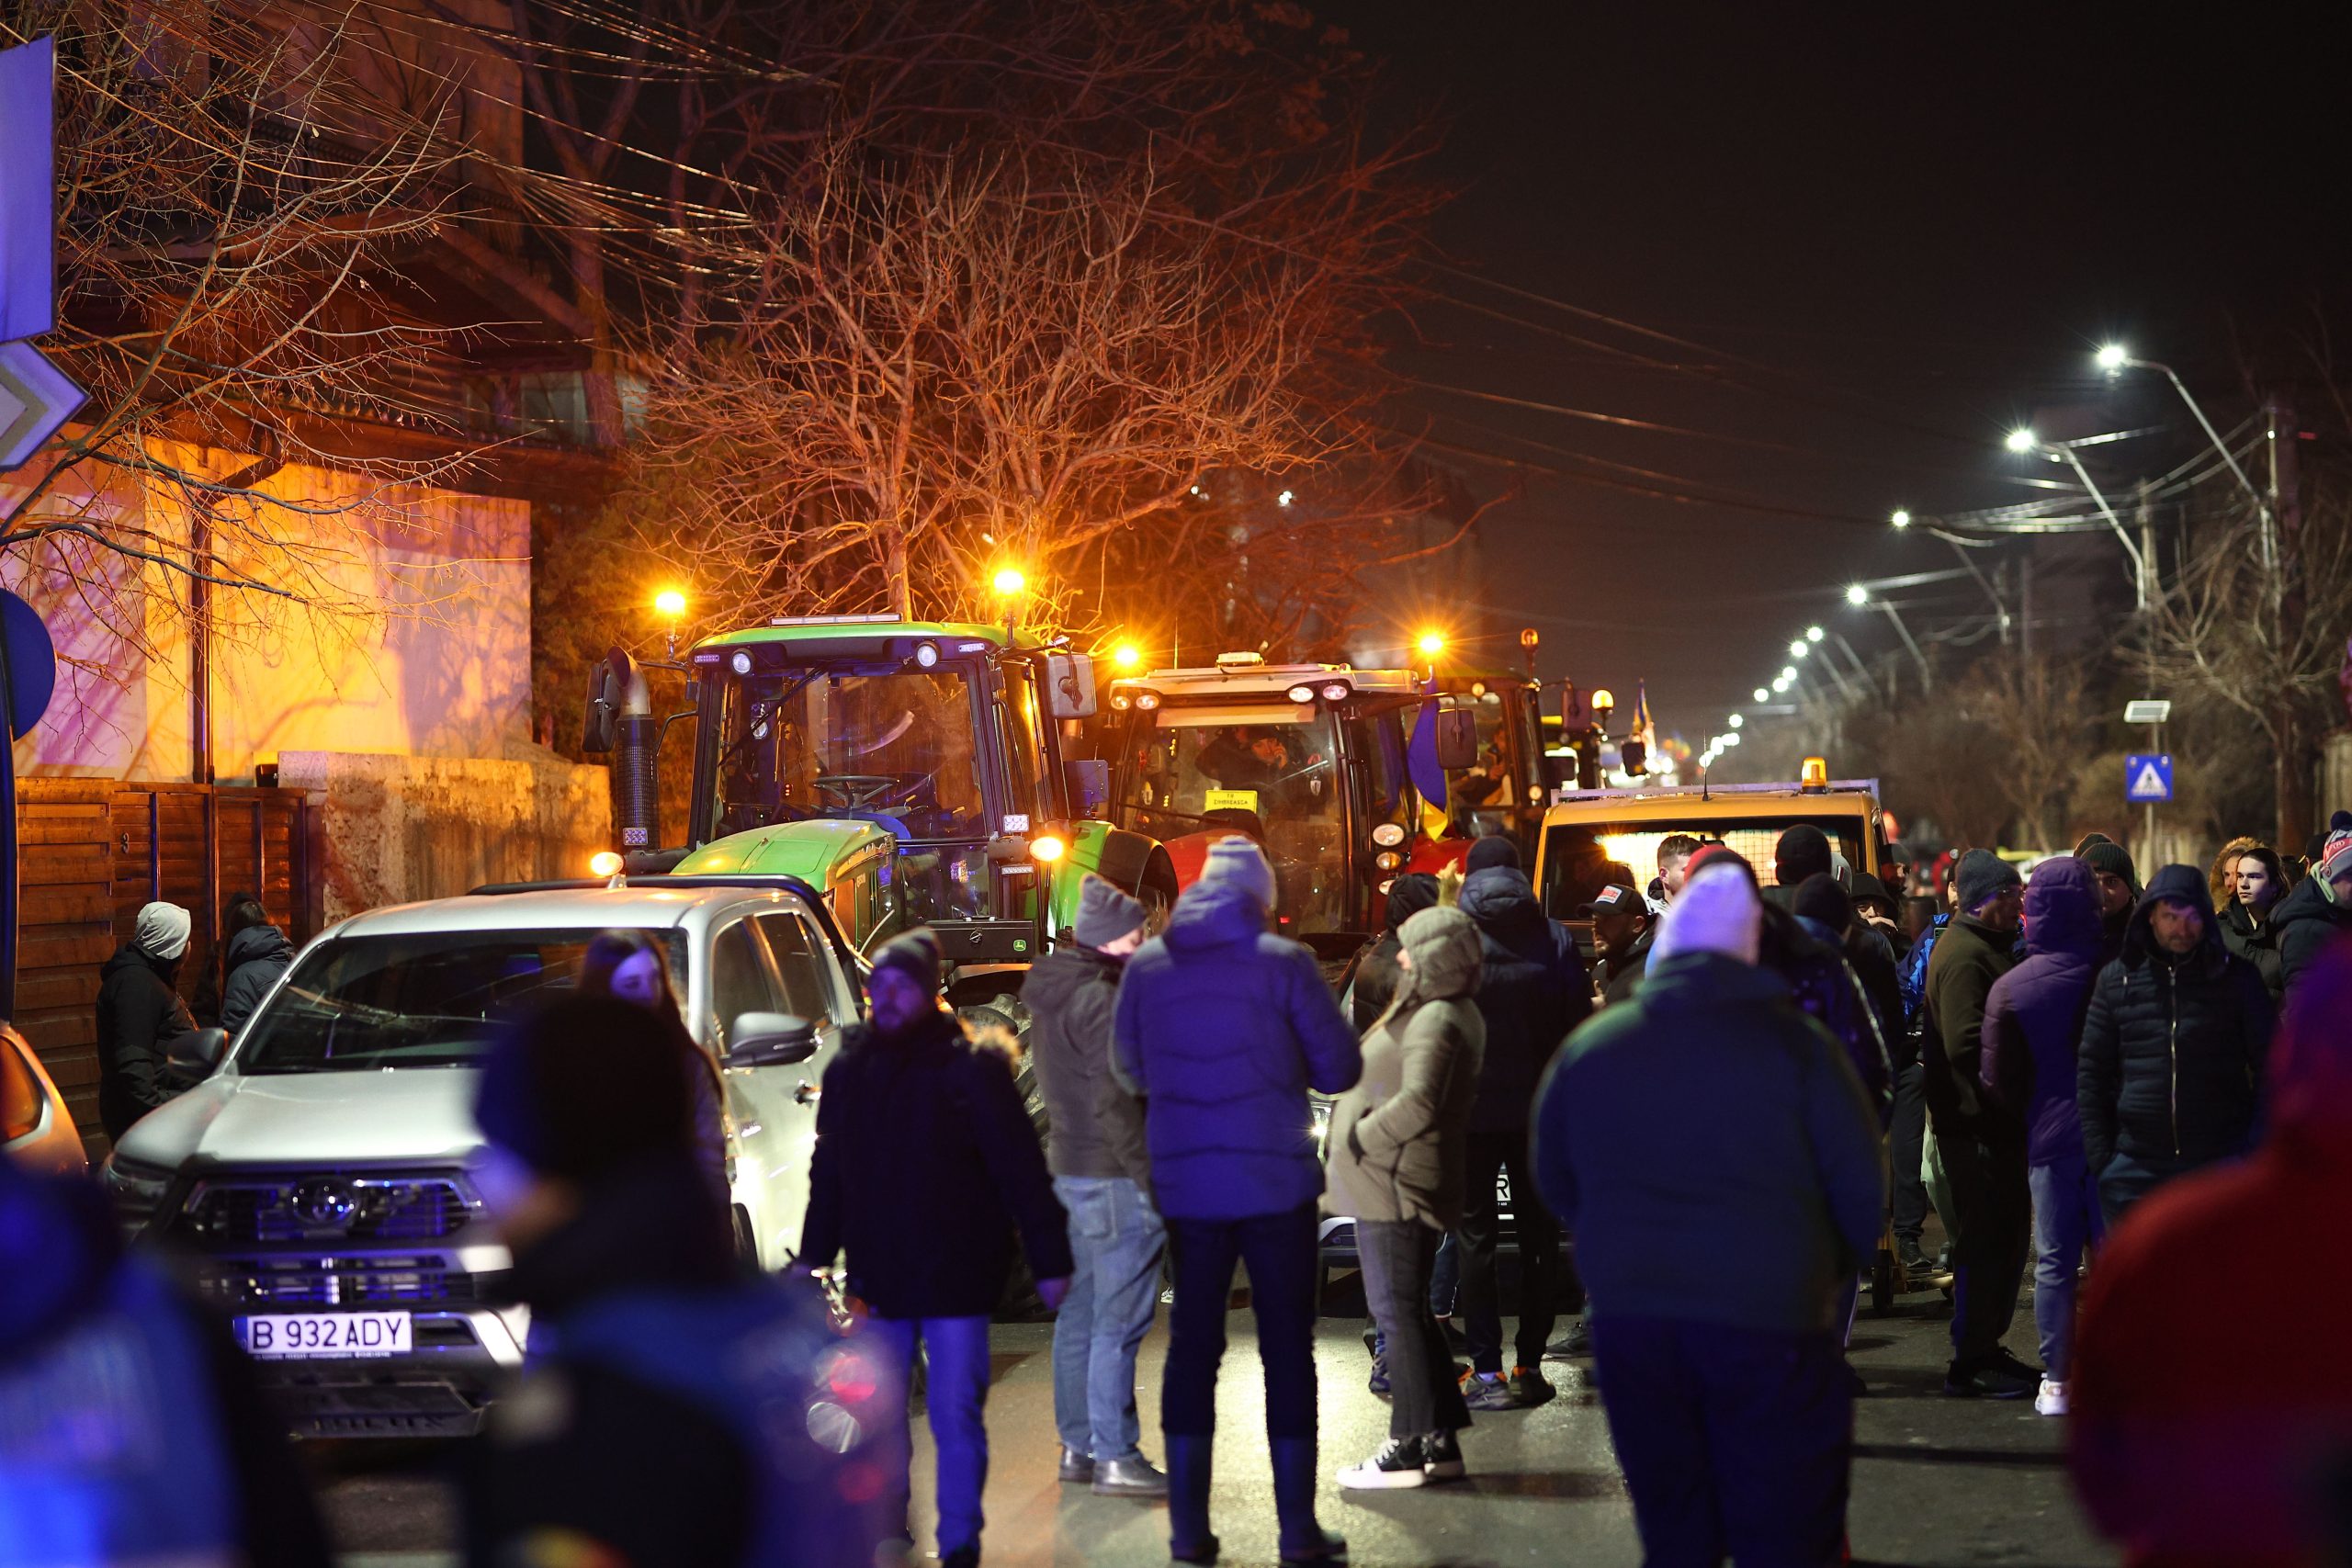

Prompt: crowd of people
xmin=11 ymin=810 xmax=2352 ymax=1568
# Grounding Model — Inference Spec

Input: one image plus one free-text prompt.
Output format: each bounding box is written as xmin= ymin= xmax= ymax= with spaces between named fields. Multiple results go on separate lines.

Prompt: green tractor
xmin=585 ymin=613 xmax=1177 ymax=1041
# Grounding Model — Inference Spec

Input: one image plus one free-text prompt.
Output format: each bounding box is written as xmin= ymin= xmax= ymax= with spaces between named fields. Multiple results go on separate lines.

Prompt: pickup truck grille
xmin=183 ymin=1176 xmax=475 ymax=1245
xmin=197 ymin=1255 xmax=507 ymax=1309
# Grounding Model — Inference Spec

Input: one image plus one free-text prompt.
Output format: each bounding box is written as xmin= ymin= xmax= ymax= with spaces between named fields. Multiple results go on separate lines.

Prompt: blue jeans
xmin=1050 ymin=1175 xmax=1165 ymax=1461
xmin=1162 ymin=1202 xmax=1320 ymax=1440
xmin=869 ymin=1314 xmax=991 ymax=1556
xmin=2031 ymin=1156 xmax=2104 ymax=1382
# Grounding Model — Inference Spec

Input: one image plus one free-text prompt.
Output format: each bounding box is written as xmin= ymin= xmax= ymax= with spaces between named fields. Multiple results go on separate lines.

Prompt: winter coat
xmin=1842 ymin=924 xmax=1905 ymax=1052
xmin=2271 ymin=871 xmax=2352 ymax=1003
xmin=798 ymin=1008 xmax=1072 ymax=1317
xmin=96 ymin=943 xmax=196 ymax=1141
xmin=1599 ymin=924 xmax=1655 ymax=1006
xmin=1921 ymin=912 xmax=2019 ymax=1142
xmin=1894 ymin=911 xmax=1951 ymax=1071
xmin=477 ymin=1155 xmax=882 ymax=1568
xmin=2078 ymin=866 xmax=2273 ymax=1182
xmin=1980 ymin=857 xmax=2102 ymax=1167
xmin=219 ymin=922 xmax=295 ymax=1035
xmin=1325 ymin=909 xmax=1486 ymax=1231
xmin=1766 ymin=904 xmax=1893 ymax=1124
xmin=1023 ymin=944 xmax=1149 ymax=1185
xmin=2069 ymin=938 xmax=2352 ymax=1568
xmin=1458 ymin=867 xmax=1591 ymax=1135
xmin=2215 ymin=900 xmax=2284 ymax=1002
xmin=1111 ymin=879 xmax=1362 ymax=1220
xmin=1531 ymin=950 xmax=1885 ymax=1335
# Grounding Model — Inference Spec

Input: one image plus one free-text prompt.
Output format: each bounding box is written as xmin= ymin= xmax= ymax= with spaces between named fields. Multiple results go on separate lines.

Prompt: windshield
xmin=1121 ymin=705 xmax=1351 ymax=932
xmin=710 ymin=665 xmax=987 ymax=842
xmin=236 ymin=929 xmax=689 ymax=1074
xmin=1540 ymin=814 xmax=1871 ymax=919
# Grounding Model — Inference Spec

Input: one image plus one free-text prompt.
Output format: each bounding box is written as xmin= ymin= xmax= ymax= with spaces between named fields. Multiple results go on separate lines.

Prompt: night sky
xmin=1330 ymin=4 xmax=2346 ymax=746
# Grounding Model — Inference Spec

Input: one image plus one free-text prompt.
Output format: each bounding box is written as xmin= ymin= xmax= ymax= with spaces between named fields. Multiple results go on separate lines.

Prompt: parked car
xmin=3 ymin=1023 xmax=86 ymax=1176
xmin=99 ymin=874 xmax=863 ymax=1438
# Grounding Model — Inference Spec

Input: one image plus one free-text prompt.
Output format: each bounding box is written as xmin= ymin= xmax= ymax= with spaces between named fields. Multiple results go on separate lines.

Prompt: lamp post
xmin=1848 ymin=583 xmax=1931 ymax=692
xmin=2007 ymin=427 xmax=2149 ymax=609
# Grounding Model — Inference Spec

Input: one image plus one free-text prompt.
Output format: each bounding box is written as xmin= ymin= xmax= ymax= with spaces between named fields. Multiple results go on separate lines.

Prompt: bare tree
xmin=1956 ymin=649 xmax=2094 ymax=851
xmin=0 ymin=0 xmax=489 ymax=689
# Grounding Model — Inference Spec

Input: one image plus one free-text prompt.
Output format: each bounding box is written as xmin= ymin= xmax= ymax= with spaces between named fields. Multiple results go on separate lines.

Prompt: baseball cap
xmin=1576 ymin=883 xmax=1647 ymax=919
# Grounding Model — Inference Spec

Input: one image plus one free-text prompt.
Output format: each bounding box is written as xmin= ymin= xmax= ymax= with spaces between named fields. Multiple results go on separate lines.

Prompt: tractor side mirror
xmin=1620 ymin=738 xmax=1648 ymax=776
xmin=1431 ymin=708 xmax=1479 ymax=772
xmin=1046 ymin=652 xmax=1097 ymax=719
xmin=1063 ymin=758 xmax=1111 ymax=818
xmin=582 ymin=660 xmax=619 ymax=754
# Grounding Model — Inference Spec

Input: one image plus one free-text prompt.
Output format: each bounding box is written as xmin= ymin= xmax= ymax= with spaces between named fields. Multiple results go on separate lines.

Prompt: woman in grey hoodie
xmin=1324 ymin=905 xmax=1487 ymax=1489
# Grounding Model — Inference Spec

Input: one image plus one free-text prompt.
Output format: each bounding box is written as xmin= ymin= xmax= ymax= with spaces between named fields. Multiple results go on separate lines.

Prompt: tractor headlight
xmin=729 ymin=649 xmax=753 ymax=675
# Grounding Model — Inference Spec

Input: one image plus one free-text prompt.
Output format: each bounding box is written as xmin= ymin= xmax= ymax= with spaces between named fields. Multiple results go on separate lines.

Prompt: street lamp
xmin=1771 ymin=674 xmax=1792 ymax=694
xmin=2098 ymin=342 xmax=2275 ymax=563
xmin=1847 ymin=582 xmax=1931 ymax=690
xmin=1805 ymin=626 xmax=1824 ymax=642
xmin=1779 ymin=665 xmax=1799 ymax=684
xmin=1753 ymin=687 xmax=1770 ymax=704
xmin=1788 ymin=638 xmax=1809 ymax=659
xmin=653 ymin=587 xmax=686 ymax=656
xmin=1890 ymin=509 xmax=1912 ymax=529
xmin=1728 ymin=713 xmax=1744 ymax=728
xmin=1845 ymin=583 xmax=1869 ymax=607
xmin=2007 ymin=429 xmax=2148 ymax=608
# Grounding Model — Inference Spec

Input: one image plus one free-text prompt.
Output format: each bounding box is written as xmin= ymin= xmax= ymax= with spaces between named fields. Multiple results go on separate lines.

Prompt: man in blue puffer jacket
xmin=2078 ymin=864 xmax=2274 ymax=1227
xmin=1978 ymin=856 xmax=2105 ymax=1417
xmin=1114 ymin=837 xmax=1361 ymax=1566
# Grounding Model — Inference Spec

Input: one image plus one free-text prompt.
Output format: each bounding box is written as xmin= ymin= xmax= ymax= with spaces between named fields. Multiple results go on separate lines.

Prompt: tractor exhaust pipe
xmin=586 ymin=647 xmax=661 ymax=853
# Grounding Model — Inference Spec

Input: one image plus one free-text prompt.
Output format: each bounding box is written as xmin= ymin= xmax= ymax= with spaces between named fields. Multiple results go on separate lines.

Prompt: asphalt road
xmin=312 ymin=1269 xmax=2115 ymax=1568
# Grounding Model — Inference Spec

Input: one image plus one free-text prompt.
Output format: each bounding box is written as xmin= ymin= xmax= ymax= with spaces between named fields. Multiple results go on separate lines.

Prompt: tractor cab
xmin=588 ymin=615 xmax=1175 ymax=981
xmin=1413 ymin=671 xmax=1555 ymax=869
xmin=1102 ymin=652 xmax=1475 ymax=955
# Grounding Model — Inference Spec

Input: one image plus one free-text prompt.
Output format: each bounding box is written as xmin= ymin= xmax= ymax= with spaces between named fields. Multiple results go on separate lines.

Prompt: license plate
xmin=237 ymin=1311 xmax=413 ymax=1359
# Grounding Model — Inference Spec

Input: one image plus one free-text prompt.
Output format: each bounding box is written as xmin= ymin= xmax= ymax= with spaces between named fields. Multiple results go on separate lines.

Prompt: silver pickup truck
xmin=101 ymin=875 xmax=863 ymax=1438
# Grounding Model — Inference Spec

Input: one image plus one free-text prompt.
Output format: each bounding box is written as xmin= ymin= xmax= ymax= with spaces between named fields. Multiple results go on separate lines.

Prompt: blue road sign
xmin=2124 ymin=753 xmax=2174 ymax=804
xmin=1 ymin=587 xmax=55 ymax=740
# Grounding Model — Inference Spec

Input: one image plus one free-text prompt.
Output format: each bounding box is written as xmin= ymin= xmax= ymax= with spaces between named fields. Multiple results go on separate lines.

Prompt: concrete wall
xmin=278 ymin=750 xmax=611 ymax=924
xmin=5 ymin=446 xmax=531 ymax=784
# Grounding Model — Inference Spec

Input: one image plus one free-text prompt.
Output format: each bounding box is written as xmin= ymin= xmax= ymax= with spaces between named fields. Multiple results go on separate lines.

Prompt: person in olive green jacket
xmin=1324 ymin=906 xmax=1487 ymax=1490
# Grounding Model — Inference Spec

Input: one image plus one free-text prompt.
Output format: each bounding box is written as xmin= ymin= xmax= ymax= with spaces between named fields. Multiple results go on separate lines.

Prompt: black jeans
xmin=1162 ymin=1202 xmax=1319 ymax=1441
xmin=1889 ymin=1059 xmax=1931 ymax=1242
xmin=1456 ymin=1129 xmax=1563 ymax=1375
xmin=1936 ymin=1123 xmax=2030 ymax=1368
xmin=1357 ymin=1220 xmax=1473 ymax=1438
xmin=1593 ymin=1315 xmax=1852 ymax=1568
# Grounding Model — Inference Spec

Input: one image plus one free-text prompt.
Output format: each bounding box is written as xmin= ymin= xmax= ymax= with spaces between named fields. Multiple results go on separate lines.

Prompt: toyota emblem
xmin=290 ymin=1179 xmax=359 ymax=1229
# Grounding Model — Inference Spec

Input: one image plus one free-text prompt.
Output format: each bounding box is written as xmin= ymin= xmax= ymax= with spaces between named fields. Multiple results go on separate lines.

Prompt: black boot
xmin=1271 ymin=1437 xmax=1346 ymax=1564
xmin=1165 ymin=1434 xmax=1217 ymax=1563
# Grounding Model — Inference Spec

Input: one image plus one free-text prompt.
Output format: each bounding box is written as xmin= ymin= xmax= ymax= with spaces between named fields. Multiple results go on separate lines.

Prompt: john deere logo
xmin=290 ymin=1179 xmax=359 ymax=1229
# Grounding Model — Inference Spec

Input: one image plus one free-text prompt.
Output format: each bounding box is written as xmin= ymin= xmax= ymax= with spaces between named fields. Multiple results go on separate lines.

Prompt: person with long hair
xmin=2218 ymin=844 xmax=2288 ymax=1002
xmin=576 ymin=931 xmax=729 ymax=1203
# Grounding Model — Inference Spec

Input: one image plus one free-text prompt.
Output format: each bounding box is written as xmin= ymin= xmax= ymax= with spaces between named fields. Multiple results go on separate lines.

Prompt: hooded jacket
xmin=2070 ymin=937 xmax=2352 ymax=1568
xmin=1112 ymin=879 xmax=1362 ymax=1220
xmin=1325 ymin=908 xmax=1486 ymax=1230
xmin=2077 ymin=865 xmax=2274 ymax=1181
xmin=1023 ymin=943 xmax=1150 ymax=1185
xmin=219 ymin=922 xmax=296 ymax=1035
xmin=95 ymin=942 xmax=196 ymax=1141
xmin=1764 ymin=902 xmax=1894 ymax=1123
xmin=1921 ymin=909 xmax=2019 ymax=1139
xmin=1531 ymin=950 xmax=1884 ymax=1335
xmin=798 ymin=1007 xmax=1073 ymax=1317
xmin=2271 ymin=870 xmax=2352 ymax=1002
xmin=1980 ymin=856 xmax=2103 ymax=1167
xmin=1458 ymin=866 xmax=1592 ymax=1134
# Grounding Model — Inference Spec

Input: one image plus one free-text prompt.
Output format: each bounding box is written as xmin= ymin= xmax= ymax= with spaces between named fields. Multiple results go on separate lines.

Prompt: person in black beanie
xmin=1464 ymin=833 xmax=1521 ymax=874
xmin=1923 ymin=849 xmax=2035 ymax=1399
xmin=467 ymin=997 xmax=888 ymax=1568
xmin=798 ymin=930 xmax=1072 ymax=1568
xmin=1770 ymin=825 xmax=1835 ymax=906
xmin=2080 ymin=840 xmax=2141 ymax=973
xmin=1351 ymin=874 xmax=1442 ymax=1030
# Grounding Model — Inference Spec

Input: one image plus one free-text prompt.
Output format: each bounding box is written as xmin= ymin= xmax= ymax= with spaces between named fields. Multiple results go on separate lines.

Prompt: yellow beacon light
xmin=1112 ymin=642 xmax=1142 ymax=671
xmin=653 ymin=588 xmax=686 ymax=618
xmin=1416 ymin=630 xmax=1444 ymax=658
xmin=992 ymin=566 xmax=1027 ymax=596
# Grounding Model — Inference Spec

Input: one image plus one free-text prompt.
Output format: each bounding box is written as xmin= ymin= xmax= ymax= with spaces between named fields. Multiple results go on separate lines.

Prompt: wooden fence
xmin=13 ymin=779 xmax=311 ymax=1160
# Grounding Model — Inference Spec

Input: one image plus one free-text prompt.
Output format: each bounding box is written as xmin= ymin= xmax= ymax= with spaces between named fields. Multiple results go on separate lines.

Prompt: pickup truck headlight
xmin=102 ymin=1153 xmax=175 ymax=1232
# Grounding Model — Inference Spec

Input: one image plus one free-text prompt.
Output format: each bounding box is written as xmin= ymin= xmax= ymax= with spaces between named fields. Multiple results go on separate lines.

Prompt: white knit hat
xmin=135 ymin=901 xmax=193 ymax=962
xmin=1650 ymin=863 xmax=1761 ymax=965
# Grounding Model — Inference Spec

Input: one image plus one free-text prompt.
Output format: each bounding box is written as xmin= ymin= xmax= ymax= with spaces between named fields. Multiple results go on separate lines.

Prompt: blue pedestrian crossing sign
xmin=2125 ymin=753 xmax=2174 ymax=804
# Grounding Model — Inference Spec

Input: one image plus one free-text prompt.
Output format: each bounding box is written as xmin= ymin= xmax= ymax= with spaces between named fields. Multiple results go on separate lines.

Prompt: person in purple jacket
xmin=1979 ymin=856 xmax=2105 ymax=1418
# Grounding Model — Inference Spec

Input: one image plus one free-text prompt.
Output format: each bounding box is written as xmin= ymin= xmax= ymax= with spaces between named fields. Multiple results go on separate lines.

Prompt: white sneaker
xmin=2034 ymin=1377 xmax=2068 ymax=1416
